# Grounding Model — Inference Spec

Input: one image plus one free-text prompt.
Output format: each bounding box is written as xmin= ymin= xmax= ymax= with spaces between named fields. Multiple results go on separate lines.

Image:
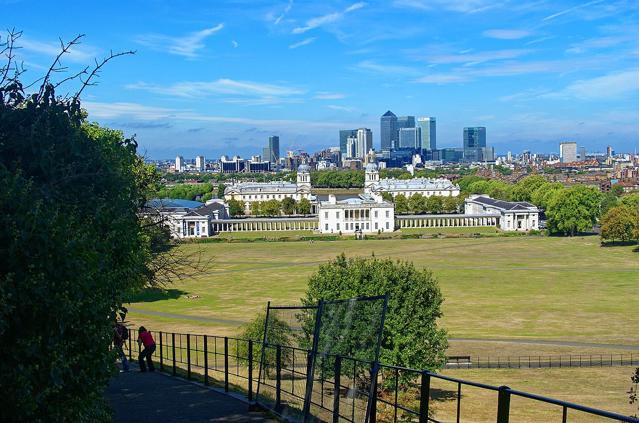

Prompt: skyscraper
xmin=356 ymin=128 xmax=373 ymax=158
xmin=195 ymin=155 xmax=205 ymax=172
xmin=417 ymin=117 xmax=436 ymax=151
xmin=380 ymin=110 xmax=397 ymax=151
xmin=397 ymin=116 xmax=415 ymax=130
xmin=339 ymin=129 xmax=358 ymax=156
xmin=175 ymin=155 xmax=184 ymax=172
xmin=463 ymin=127 xmax=487 ymax=162
xmin=267 ymin=136 xmax=280 ymax=163
xmin=559 ymin=142 xmax=577 ymax=163
xmin=398 ymin=127 xmax=422 ymax=149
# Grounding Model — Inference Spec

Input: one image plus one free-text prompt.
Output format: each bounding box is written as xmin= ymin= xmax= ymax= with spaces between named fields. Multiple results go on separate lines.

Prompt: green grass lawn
xmin=128 ymin=236 xmax=639 ymax=345
xmin=399 ymin=226 xmax=502 ymax=235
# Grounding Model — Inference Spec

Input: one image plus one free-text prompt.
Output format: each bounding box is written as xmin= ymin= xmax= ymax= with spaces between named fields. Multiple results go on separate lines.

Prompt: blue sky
xmin=4 ymin=0 xmax=639 ymax=158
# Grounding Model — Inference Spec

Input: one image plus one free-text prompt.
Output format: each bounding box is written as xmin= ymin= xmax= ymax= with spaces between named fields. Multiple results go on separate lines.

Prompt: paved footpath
xmin=106 ymin=369 xmax=277 ymax=423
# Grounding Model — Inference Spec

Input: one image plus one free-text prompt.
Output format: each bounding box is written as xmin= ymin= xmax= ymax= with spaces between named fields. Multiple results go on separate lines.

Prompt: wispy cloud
xmin=482 ymin=29 xmax=531 ymax=40
xmin=425 ymin=49 xmax=531 ymax=65
xmin=289 ymin=37 xmax=316 ymax=49
xmin=394 ymin=0 xmax=502 ymax=13
xmin=545 ymin=68 xmax=639 ymax=100
xmin=542 ymin=0 xmax=605 ymax=21
xmin=327 ymin=105 xmax=355 ymax=112
xmin=135 ymin=24 xmax=224 ymax=58
xmin=355 ymin=60 xmax=420 ymax=76
xmin=414 ymin=74 xmax=469 ymax=84
xmin=231 ymin=40 xmax=239 ymax=48
xmin=274 ymin=0 xmax=294 ymax=25
xmin=314 ymin=92 xmax=346 ymax=100
xmin=127 ymin=78 xmax=304 ymax=98
xmin=292 ymin=2 xmax=366 ymax=34
xmin=566 ymin=35 xmax=635 ymax=54
xmin=20 ymin=37 xmax=98 ymax=63
xmin=83 ymin=101 xmax=354 ymax=129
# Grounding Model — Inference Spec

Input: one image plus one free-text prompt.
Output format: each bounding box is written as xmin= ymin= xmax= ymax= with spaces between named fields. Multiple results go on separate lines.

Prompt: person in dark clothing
xmin=113 ymin=321 xmax=130 ymax=372
xmin=137 ymin=326 xmax=156 ymax=372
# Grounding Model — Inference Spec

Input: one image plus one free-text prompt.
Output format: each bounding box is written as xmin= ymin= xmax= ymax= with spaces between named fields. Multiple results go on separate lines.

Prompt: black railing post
xmin=159 ymin=331 xmax=164 ymax=371
xmin=248 ymin=340 xmax=254 ymax=402
xmin=224 ymin=337 xmax=229 ymax=392
xmin=369 ymin=364 xmax=378 ymax=423
xmin=332 ymin=355 xmax=341 ymax=423
xmin=497 ymin=386 xmax=511 ymax=423
xmin=187 ymin=334 xmax=191 ymax=380
xmin=204 ymin=335 xmax=209 ymax=386
xmin=128 ymin=333 xmax=132 ymax=361
xmin=276 ymin=345 xmax=282 ymax=410
xmin=172 ymin=333 xmax=176 ymax=376
xmin=419 ymin=371 xmax=431 ymax=423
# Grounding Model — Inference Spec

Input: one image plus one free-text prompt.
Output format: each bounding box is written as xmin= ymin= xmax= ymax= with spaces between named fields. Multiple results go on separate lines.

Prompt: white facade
xmin=195 ymin=155 xmax=205 ymax=172
xmin=464 ymin=195 xmax=539 ymax=231
xmin=224 ymin=164 xmax=314 ymax=214
xmin=144 ymin=199 xmax=228 ymax=239
xmin=560 ymin=142 xmax=577 ymax=163
xmin=318 ymin=194 xmax=394 ymax=234
xmin=175 ymin=155 xmax=185 ymax=172
xmin=364 ymin=163 xmax=460 ymax=199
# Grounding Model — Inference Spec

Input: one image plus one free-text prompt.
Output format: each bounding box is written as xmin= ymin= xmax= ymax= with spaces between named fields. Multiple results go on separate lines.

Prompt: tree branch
xmin=37 ymin=34 xmax=85 ymax=101
xmin=72 ymin=49 xmax=135 ymax=103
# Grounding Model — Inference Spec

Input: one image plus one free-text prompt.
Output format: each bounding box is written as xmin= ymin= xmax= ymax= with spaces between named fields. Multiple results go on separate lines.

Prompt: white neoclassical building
xmin=464 ymin=194 xmax=540 ymax=231
xmin=224 ymin=164 xmax=315 ymax=214
xmin=364 ymin=163 xmax=460 ymax=199
xmin=318 ymin=194 xmax=394 ymax=234
xmin=144 ymin=199 xmax=228 ymax=238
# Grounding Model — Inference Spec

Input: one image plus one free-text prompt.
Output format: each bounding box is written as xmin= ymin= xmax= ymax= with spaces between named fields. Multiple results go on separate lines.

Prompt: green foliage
xmin=156 ymin=183 xmax=213 ymax=201
xmin=509 ymin=175 xmax=547 ymax=202
xmin=425 ymin=195 xmax=444 ymax=213
xmin=250 ymin=201 xmax=262 ymax=216
xmin=237 ymin=314 xmax=294 ymax=371
xmin=227 ymin=198 xmax=245 ymax=216
xmin=546 ymin=186 xmax=602 ymax=236
xmin=600 ymin=205 xmax=638 ymax=242
xmin=530 ymin=182 xmax=564 ymax=209
xmin=303 ymin=255 xmax=447 ymax=373
xmin=408 ymin=193 xmax=426 ymax=213
xmin=611 ymin=184 xmax=624 ymax=197
xmin=261 ymin=199 xmax=281 ymax=216
xmin=0 ymin=86 xmax=156 ymax=420
xmin=311 ymin=170 xmax=364 ymax=188
xmin=380 ymin=168 xmax=412 ymax=179
xmin=620 ymin=193 xmax=639 ymax=210
xmin=443 ymin=196 xmax=460 ymax=213
xmin=394 ymin=194 xmax=409 ymax=213
xmin=457 ymin=175 xmax=486 ymax=192
xmin=217 ymin=183 xmax=226 ymax=199
xmin=381 ymin=192 xmax=394 ymax=202
xmin=281 ymin=197 xmax=296 ymax=215
xmin=297 ymin=198 xmax=312 ymax=215
xmin=599 ymin=192 xmax=619 ymax=215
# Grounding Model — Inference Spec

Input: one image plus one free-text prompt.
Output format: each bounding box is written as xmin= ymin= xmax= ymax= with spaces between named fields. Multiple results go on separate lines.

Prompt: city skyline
xmin=7 ymin=0 xmax=639 ymax=158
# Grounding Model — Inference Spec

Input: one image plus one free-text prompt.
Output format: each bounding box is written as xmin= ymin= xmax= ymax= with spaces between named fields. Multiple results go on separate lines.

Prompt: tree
xmin=457 ymin=175 xmax=485 ymax=192
xmin=510 ymin=175 xmax=547 ymax=202
xmin=630 ymin=367 xmax=639 ymax=418
xmin=599 ymin=192 xmax=619 ymax=215
xmin=261 ymin=199 xmax=281 ymax=216
xmin=251 ymin=201 xmax=262 ymax=216
xmin=409 ymin=194 xmax=426 ymax=213
xmin=546 ymin=186 xmax=602 ymax=236
xmin=0 ymin=31 xmax=156 ymax=421
xmin=530 ymin=182 xmax=564 ymax=209
xmin=237 ymin=313 xmax=294 ymax=374
xmin=228 ymin=198 xmax=245 ymax=216
xmin=443 ymin=196 xmax=460 ymax=213
xmin=217 ymin=183 xmax=226 ymax=199
xmin=621 ymin=193 xmax=639 ymax=210
xmin=303 ymin=255 xmax=447 ymax=373
xmin=281 ymin=197 xmax=296 ymax=215
xmin=394 ymin=194 xmax=409 ymax=214
xmin=600 ymin=205 xmax=637 ymax=242
xmin=381 ymin=192 xmax=394 ymax=202
xmin=426 ymin=195 xmax=444 ymax=213
xmin=297 ymin=197 xmax=312 ymax=215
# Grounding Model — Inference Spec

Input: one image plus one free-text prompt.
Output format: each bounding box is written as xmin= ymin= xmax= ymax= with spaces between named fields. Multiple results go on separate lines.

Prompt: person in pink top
xmin=137 ymin=326 xmax=156 ymax=372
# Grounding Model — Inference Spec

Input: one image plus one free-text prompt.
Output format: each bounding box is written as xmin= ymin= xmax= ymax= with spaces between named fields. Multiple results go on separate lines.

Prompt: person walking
xmin=137 ymin=326 xmax=156 ymax=372
xmin=113 ymin=321 xmax=130 ymax=372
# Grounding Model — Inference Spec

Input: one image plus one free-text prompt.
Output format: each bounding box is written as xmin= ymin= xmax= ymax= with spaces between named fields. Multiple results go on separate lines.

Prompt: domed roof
xmin=297 ymin=164 xmax=311 ymax=173
xmin=365 ymin=162 xmax=378 ymax=171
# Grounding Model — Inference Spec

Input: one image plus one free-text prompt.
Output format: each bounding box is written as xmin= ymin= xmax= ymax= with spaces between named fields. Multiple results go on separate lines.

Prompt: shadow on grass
xmin=600 ymin=240 xmax=638 ymax=248
xmin=126 ymin=287 xmax=187 ymax=303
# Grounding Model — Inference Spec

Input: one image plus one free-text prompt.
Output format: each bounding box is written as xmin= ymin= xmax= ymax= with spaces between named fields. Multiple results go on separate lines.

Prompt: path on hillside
xmin=106 ymin=368 xmax=276 ymax=423
xmin=127 ymin=308 xmax=639 ymax=351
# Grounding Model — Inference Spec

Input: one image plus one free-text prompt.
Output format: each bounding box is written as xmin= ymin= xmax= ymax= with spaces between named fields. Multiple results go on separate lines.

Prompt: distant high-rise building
xmin=262 ymin=147 xmax=271 ymax=163
xmin=346 ymin=136 xmax=357 ymax=159
xmin=417 ymin=117 xmax=436 ymax=151
xmin=380 ymin=110 xmax=397 ymax=151
xmin=463 ymin=127 xmax=487 ymax=162
xmin=339 ymin=129 xmax=358 ymax=156
xmin=195 ymin=155 xmax=205 ymax=172
xmin=559 ymin=142 xmax=577 ymax=163
xmin=398 ymin=127 xmax=422 ymax=149
xmin=175 ymin=155 xmax=184 ymax=172
xmin=397 ymin=116 xmax=415 ymax=130
xmin=578 ymin=146 xmax=587 ymax=161
xmin=266 ymin=136 xmax=280 ymax=164
xmin=607 ymin=146 xmax=614 ymax=157
xmin=356 ymin=128 xmax=373 ymax=159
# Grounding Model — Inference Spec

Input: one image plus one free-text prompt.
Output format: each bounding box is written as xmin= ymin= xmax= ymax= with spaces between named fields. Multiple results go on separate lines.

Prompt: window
xmin=386 ymin=222 xmax=389 ymax=229
xmin=325 ymin=212 xmax=329 ymax=219
xmin=325 ymin=224 xmax=329 ymax=231
xmin=385 ymin=211 xmax=389 ymax=218
xmin=337 ymin=223 xmax=340 ymax=230
xmin=375 ymin=222 xmax=378 ymax=230
xmin=374 ymin=211 xmax=378 ymax=218
xmin=336 ymin=212 xmax=340 ymax=219
xmin=366 ymin=222 xmax=369 ymax=230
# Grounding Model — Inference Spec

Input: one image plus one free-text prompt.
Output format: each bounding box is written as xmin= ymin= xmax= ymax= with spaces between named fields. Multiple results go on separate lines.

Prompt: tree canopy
xmin=546 ymin=186 xmax=602 ymax=236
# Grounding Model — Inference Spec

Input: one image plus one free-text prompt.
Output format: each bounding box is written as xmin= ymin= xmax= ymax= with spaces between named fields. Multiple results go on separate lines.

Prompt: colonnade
xmin=212 ymin=218 xmax=318 ymax=232
xmin=396 ymin=214 xmax=500 ymax=229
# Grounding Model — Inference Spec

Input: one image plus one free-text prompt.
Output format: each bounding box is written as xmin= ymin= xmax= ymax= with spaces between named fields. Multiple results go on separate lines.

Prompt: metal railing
xmin=445 ymin=353 xmax=638 ymax=369
xmin=123 ymin=330 xmax=639 ymax=423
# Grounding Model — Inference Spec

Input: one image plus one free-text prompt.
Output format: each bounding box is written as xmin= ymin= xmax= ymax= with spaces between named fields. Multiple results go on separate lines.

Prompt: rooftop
xmin=373 ymin=178 xmax=458 ymax=190
xmin=469 ymin=195 xmax=539 ymax=211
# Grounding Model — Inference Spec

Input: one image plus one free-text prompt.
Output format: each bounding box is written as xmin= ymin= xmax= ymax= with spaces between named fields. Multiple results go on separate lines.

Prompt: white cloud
xmin=566 ymin=35 xmax=635 ymax=54
xmin=20 ymin=37 xmax=99 ymax=63
xmin=83 ymin=101 xmax=353 ymax=129
xmin=542 ymin=0 xmax=605 ymax=21
xmin=292 ymin=2 xmax=366 ymax=34
xmin=394 ymin=0 xmax=501 ymax=13
xmin=135 ymin=24 xmax=224 ymax=58
xmin=289 ymin=37 xmax=317 ymax=49
xmin=127 ymin=78 xmax=305 ymax=99
xmin=426 ymin=49 xmax=531 ymax=65
xmin=314 ymin=92 xmax=346 ymax=100
xmin=355 ymin=60 xmax=420 ymax=76
xmin=482 ymin=29 xmax=531 ymax=40
xmin=414 ymin=74 xmax=468 ymax=84
xmin=274 ymin=0 xmax=294 ymax=25
xmin=327 ymin=105 xmax=355 ymax=112
xmin=231 ymin=40 xmax=239 ymax=48
xmin=546 ymin=69 xmax=639 ymax=100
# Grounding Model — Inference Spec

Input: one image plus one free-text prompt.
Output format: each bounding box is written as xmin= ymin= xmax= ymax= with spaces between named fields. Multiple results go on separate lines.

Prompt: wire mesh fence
xmin=444 ymin=354 xmax=639 ymax=369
